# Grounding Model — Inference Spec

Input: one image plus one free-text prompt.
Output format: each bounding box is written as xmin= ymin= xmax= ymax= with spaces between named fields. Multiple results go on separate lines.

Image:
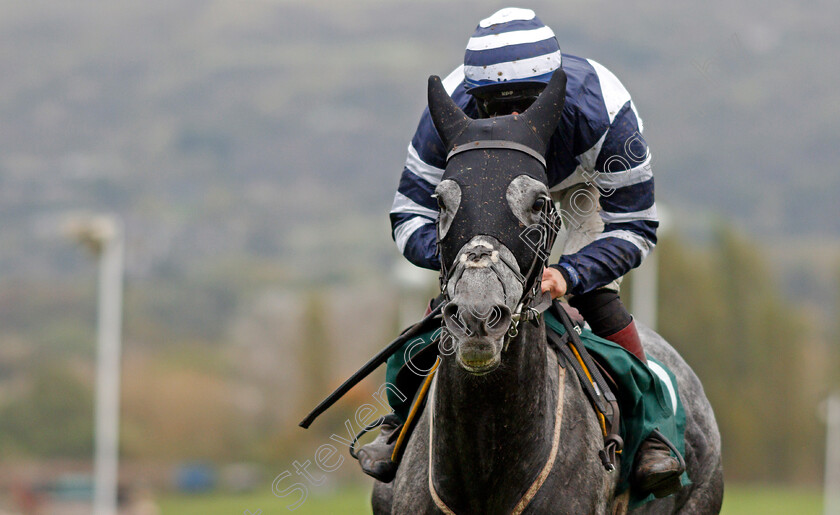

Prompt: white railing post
xmin=825 ymin=392 xmax=840 ymax=515
xmin=65 ymin=215 xmax=124 ymax=515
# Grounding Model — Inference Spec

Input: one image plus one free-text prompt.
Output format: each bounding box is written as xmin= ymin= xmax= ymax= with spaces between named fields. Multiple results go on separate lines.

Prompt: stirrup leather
xmin=548 ymin=301 xmax=623 ymax=472
xmin=391 ymin=358 xmax=440 ymax=464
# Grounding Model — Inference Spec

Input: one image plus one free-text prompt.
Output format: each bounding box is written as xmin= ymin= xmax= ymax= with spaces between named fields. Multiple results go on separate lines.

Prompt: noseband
xmin=437 ymin=140 xmax=561 ymax=342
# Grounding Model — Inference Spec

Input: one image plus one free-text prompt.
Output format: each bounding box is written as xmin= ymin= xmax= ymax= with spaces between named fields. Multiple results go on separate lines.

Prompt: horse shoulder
xmin=388 ymin=407 xmax=438 ymax=514
xmin=527 ymin=351 xmax=619 ymax=514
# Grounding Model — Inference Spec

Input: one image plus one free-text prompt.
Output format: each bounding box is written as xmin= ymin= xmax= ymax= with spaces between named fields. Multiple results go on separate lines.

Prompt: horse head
xmin=428 ymin=69 xmax=567 ymax=375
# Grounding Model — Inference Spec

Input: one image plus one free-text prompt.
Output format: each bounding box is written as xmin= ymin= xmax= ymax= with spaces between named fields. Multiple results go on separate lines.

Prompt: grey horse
xmin=372 ymin=70 xmax=723 ymax=514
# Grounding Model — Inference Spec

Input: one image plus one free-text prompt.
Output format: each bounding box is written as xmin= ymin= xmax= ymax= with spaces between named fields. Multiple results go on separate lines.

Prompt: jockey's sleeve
xmin=390 ymin=67 xmax=472 ymax=271
xmin=556 ymin=81 xmax=658 ymax=295
xmin=389 ymin=106 xmax=447 ymax=271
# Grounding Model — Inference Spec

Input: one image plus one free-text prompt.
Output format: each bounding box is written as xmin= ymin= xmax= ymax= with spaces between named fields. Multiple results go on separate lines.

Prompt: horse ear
xmin=521 ymin=69 xmax=567 ymax=145
xmin=428 ymin=75 xmax=471 ymax=151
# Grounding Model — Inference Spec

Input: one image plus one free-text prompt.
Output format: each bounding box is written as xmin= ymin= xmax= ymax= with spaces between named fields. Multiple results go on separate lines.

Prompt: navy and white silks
xmin=390 ymin=55 xmax=658 ymax=296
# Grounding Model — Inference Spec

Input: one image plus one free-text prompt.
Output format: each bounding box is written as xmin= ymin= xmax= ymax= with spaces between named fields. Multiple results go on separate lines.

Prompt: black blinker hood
xmin=441 ymin=144 xmax=547 ymax=274
xmin=427 ymin=70 xmax=568 ymax=276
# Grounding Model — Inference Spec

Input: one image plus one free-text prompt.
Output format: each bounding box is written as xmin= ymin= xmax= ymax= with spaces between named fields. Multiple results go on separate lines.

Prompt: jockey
xmin=361 ymin=7 xmax=684 ymax=497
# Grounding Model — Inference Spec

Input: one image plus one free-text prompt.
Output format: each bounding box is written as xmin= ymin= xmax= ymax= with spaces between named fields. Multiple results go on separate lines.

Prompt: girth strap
xmin=551 ymin=302 xmax=620 ymax=410
xmin=550 ymin=332 xmax=607 ymax=415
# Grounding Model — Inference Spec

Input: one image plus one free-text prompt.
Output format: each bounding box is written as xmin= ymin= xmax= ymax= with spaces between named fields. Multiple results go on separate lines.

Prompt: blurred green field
xmin=719 ymin=484 xmax=822 ymax=514
xmin=159 ymin=484 xmax=371 ymax=515
xmin=159 ymin=483 xmax=823 ymax=514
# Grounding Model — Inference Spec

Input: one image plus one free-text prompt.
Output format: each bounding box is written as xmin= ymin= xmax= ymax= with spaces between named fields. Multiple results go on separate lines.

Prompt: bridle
xmin=436 ymin=139 xmax=561 ymax=344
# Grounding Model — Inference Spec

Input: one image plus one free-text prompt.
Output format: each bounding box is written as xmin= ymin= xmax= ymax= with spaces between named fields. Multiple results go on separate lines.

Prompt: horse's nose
xmin=443 ymin=302 xmax=512 ymax=338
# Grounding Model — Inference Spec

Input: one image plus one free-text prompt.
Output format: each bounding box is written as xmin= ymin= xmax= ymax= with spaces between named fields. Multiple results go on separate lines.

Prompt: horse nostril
xmin=443 ymin=302 xmax=462 ymax=326
xmin=443 ymin=302 xmax=459 ymax=319
xmin=486 ymin=305 xmax=512 ymax=332
xmin=444 ymin=302 xmax=511 ymax=338
xmin=443 ymin=302 xmax=470 ymax=336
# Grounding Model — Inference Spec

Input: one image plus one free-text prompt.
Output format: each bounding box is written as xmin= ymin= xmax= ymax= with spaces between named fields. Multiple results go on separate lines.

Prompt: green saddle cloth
xmin=384 ymin=311 xmax=690 ymax=508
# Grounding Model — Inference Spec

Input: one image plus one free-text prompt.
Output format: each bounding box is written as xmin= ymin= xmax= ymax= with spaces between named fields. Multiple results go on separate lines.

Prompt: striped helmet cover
xmin=464 ymin=8 xmax=562 ymax=94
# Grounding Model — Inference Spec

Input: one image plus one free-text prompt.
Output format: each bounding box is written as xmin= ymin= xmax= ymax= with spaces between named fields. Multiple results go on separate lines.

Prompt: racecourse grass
xmin=159 ymin=483 xmax=822 ymax=514
xmin=720 ymin=484 xmax=822 ymax=514
xmin=158 ymin=484 xmax=372 ymax=515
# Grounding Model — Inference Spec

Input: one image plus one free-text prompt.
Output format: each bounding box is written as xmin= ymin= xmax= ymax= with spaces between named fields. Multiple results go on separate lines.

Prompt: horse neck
xmin=431 ymin=319 xmax=557 ymax=508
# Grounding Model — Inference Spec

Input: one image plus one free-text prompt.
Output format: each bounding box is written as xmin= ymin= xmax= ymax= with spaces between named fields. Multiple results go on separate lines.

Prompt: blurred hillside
xmin=1 ymin=0 xmax=838 ymax=283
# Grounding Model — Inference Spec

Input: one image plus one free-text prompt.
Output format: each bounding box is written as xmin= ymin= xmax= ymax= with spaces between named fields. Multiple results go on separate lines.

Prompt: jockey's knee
xmin=569 ymin=288 xmax=631 ymax=338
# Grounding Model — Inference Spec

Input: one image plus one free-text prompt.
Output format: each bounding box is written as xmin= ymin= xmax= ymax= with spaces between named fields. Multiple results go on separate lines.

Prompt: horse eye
xmin=532 ymin=197 xmax=546 ymax=211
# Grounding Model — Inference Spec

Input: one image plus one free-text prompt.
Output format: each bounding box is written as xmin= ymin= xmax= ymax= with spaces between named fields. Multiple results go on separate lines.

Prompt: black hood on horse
xmin=427 ymin=70 xmax=567 ymax=275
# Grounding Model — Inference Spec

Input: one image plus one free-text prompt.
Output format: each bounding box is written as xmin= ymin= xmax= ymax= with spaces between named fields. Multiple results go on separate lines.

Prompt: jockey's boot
xmin=571 ymin=289 xmax=685 ymax=497
xmin=357 ymin=414 xmax=402 ymax=483
xmin=602 ymin=317 xmax=646 ymax=363
xmin=570 ymin=289 xmax=646 ymax=362
xmin=605 ymin=321 xmax=685 ymax=497
xmin=632 ymin=432 xmax=686 ymax=498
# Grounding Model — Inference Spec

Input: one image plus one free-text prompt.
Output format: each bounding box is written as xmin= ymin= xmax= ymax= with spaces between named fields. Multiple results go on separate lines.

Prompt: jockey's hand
xmin=541 ymin=266 xmax=567 ymax=299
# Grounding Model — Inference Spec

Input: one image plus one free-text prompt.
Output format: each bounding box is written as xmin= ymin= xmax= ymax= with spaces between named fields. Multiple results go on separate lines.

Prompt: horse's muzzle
xmin=443 ymin=301 xmax=511 ymax=375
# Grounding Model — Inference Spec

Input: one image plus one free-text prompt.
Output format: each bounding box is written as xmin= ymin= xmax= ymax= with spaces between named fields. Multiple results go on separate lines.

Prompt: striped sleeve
xmin=389 ymin=67 xmax=467 ymax=270
xmin=388 ymin=139 xmax=444 ymax=270
xmin=557 ymin=60 xmax=658 ymax=295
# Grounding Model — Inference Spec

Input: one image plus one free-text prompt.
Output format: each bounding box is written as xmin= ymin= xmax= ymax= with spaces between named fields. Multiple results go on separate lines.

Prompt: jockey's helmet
xmin=464 ymin=8 xmax=562 ymax=118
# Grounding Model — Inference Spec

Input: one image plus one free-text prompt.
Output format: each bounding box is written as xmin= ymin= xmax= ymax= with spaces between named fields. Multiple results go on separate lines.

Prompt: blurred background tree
xmin=0 ymin=364 xmax=93 ymax=458
xmin=652 ymin=230 xmax=825 ymax=483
